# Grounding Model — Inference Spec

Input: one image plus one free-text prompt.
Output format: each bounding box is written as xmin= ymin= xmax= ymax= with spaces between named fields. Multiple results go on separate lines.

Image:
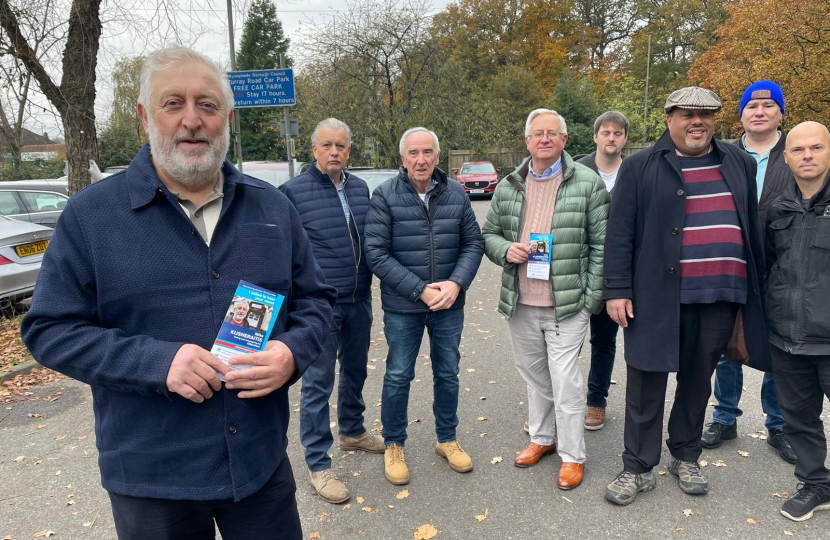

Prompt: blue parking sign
xmin=228 ymin=68 xmax=296 ymax=108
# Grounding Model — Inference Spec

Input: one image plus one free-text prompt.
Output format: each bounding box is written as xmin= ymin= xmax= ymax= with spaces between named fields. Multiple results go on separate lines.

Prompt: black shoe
xmin=767 ymin=429 xmax=797 ymax=464
xmin=781 ymin=484 xmax=830 ymax=522
xmin=701 ymin=421 xmax=737 ymax=449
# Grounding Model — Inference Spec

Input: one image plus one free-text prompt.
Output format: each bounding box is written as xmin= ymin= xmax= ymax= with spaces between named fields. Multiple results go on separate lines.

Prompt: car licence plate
xmin=15 ymin=240 xmax=49 ymax=258
xmin=470 ymin=189 xmax=485 ymax=194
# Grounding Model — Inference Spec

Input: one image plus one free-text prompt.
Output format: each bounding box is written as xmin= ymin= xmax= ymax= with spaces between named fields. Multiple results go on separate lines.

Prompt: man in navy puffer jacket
xmin=364 ymin=127 xmax=484 ymax=485
xmin=281 ymin=118 xmax=383 ymax=505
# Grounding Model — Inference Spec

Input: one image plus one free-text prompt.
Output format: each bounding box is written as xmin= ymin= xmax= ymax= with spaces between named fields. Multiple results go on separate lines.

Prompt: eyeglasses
xmin=529 ymin=130 xmax=564 ymax=140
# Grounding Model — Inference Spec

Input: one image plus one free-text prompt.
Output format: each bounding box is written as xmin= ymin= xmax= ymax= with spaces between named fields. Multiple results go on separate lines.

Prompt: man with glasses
xmin=483 ymin=108 xmax=609 ymax=490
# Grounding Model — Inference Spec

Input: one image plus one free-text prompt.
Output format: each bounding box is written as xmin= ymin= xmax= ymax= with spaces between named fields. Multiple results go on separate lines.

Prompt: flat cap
xmin=664 ymin=86 xmax=722 ymax=113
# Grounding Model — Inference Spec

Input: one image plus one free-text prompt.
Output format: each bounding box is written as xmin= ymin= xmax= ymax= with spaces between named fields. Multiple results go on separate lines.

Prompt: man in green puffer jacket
xmin=482 ymin=108 xmax=609 ymax=490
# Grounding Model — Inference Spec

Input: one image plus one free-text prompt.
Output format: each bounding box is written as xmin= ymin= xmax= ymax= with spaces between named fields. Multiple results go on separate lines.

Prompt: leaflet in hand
xmin=212 ymin=280 xmax=284 ymax=381
xmin=527 ymin=233 xmax=553 ymax=280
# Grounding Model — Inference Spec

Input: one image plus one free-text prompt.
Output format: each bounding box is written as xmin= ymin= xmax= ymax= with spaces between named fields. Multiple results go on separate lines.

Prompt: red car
xmin=453 ymin=161 xmax=500 ymax=197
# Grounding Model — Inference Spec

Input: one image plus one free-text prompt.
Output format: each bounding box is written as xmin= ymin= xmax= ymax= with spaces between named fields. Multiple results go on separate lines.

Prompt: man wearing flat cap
xmin=602 ymin=86 xmax=769 ymax=505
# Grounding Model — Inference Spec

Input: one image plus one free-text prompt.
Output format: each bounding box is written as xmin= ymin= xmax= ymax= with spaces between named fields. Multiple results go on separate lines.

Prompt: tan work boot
xmin=339 ymin=431 xmax=385 ymax=453
xmin=384 ymin=444 xmax=410 ymax=485
xmin=309 ymin=469 xmax=350 ymax=504
xmin=584 ymin=406 xmax=606 ymax=431
xmin=435 ymin=440 xmax=473 ymax=473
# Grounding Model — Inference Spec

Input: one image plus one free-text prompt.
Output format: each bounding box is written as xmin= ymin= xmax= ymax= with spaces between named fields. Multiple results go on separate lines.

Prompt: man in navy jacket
xmin=21 ymin=46 xmax=335 ymax=540
xmin=365 ymin=127 xmax=484 ymax=486
xmin=281 ymin=118 xmax=383 ymax=505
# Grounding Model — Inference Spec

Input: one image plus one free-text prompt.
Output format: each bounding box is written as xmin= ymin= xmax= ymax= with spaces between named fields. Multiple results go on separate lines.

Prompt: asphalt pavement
xmin=1 ymin=198 xmax=828 ymax=540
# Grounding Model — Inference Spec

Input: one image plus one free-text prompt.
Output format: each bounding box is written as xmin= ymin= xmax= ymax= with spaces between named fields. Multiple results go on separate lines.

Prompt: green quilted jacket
xmin=482 ymin=152 xmax=609 ymax=321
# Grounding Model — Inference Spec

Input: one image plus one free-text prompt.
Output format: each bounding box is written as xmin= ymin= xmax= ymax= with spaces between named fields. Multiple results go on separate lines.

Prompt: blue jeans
xmin=300 ymin=299 xmax=372 ymax=471
xmin=586 ymin=305 xmax=619 ymax=408
xmin=381 ymin=308 xmax=464 ymax=446
xmin=712 ymin=356 xmax=785 ymax=430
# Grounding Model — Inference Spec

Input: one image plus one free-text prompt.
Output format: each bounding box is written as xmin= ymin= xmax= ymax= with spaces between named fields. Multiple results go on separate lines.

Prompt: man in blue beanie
xmin=701 ymin=80 xmax=796 ymax=464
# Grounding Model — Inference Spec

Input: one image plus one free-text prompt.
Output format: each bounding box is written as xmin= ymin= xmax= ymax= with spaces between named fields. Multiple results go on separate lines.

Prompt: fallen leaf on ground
xmin=342 ymin=504 xmax=351 ymax=510
xmin=475 ymin=508 xmax=489 ymax=522
xmin=396 ymin=490 xmax=410 ymax=500
xmin=683 ymin=509 xmax=694 ymax=516
xmin=77 ymin=435 xmax=88 ymax=440
xmin=490 ymin=457 xmax=503 ymax=464
xmin=676 ymin=528 xmax=685 ymax=531
xmin=362 ymin=506 xmax=374 ymax=513
xmin=14 ymin=455 xmax=24 ymax=462
xmin=413 ymin=524 xmax=438 ymax=540
xmin=33 ymin=531 xmax=56 ymax=538
xmin=476 ymin=417 xmax=487 ymax=421
xmin=738 ymin=450 xmax=750 ymax=457
xmin=36 ymin=424 xmax=46 ymax=429
xmin=699 ymin=460 xmax=709 ymax=467
xmin=610 ymin=380 xmax=618 ymax=384
xmin=309 ymin=533 xmax=322 ymax=539
xmin=784 ymin=531 xmax=793 ymax=536
xmin=353 ymin=472 xmax=361 ymax=477
xmin=466 ymin=369 xmax=475 ymax=373
xmin=714 ymin=460 xmax=727 ymax=467
xmin=479 ymin=433 xmax=486 ymax=438
xmin=747 ymin=518 xmax=756 ymax=525
xmin=658 ymin=471 xmax=666 ymax=476
xmin=34 ymin=460 xmax=43 ymax=465
xmin=356 ymin=497 xmax=365 ymax=504
xmin=317 ymin=511 xmax=328 ymax=521
xmin=54 ymin=435 xmax=66 ymax=441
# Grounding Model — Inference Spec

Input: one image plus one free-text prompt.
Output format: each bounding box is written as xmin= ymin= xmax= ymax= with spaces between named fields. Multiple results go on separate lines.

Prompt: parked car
xmin=0 ymin=179 xmax=70 ymax=228
xmin=103 ymin=165 xmax=129 ymax=175
xmin=242 ymin=161 xmax=310 ymax=188
xmin=0 ymin=216 xmax=53 ymax=316
xmin=348 ymin=167 xmax=398 ymax=195
xmin=453 ymin=161 xmax=500 ymax=197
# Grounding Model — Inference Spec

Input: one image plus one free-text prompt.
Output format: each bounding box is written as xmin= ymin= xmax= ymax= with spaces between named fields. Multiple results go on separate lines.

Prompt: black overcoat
xmin=602 ymin=130 xmax=771 ymax=372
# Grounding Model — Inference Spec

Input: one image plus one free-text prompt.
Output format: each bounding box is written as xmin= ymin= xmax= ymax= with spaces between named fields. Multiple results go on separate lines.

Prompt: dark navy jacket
xmin=364 ymin=167 xmax=484 ymax=313
xmin=21 ymin=145 xmax=336 ymax=501
xmin=280 ymin=164 xmax=372 ymax=303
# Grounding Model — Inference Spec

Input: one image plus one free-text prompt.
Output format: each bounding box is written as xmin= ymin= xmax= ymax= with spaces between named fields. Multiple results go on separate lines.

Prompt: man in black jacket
xmin=578 ymin=110 xmax=629 ymax=431
xmin=281 ymin=118 xmax=382 ymax=505
xmin=766 ymin=121 xmax=830 ymax=522
xmin=364 ymin=127 xmax=484 ymax=486
xmin=603 ymin=87 xmax=769 ymax=506
xmin=702 ymin=81 xmax=795 ymax=464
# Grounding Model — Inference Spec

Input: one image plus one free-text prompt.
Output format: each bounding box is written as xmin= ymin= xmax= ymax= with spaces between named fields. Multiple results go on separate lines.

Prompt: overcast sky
xmin=23 ymin=0 xmax=452 ymax=139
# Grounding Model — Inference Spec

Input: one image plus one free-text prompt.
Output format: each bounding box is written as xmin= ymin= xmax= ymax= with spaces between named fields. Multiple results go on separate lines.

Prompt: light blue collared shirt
xmin=528 ymin=157 xmax=563 ymax=180
xmin=741 ymin=131 xmax=781 ymax=202
xmin=420 ymin=178 xmax=439 ymax=210
xmin=334 ymin=171 xmax=350 ymax=223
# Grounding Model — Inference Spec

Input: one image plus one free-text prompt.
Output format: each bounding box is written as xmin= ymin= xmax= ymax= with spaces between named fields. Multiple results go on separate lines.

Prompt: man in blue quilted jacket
xmin=281 ymin=118 xmax=383 ymax=505
xmin=364 ymin=127 xmax=484 ymax=485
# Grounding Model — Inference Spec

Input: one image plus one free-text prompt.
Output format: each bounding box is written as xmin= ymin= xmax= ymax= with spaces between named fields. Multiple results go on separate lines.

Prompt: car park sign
xmin=228 ymin=69 xmax=296 ymax=108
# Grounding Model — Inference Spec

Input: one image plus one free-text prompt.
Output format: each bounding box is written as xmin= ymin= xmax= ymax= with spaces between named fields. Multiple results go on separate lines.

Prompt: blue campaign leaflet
xmin=212 ymin=280 xmax=284 ymax=380
xmin=527 ymin=233 xmax=553 ymax=279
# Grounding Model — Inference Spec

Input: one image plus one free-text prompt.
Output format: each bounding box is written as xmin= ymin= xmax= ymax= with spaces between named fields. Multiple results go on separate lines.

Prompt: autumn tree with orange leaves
xmin=689 ymin=0 xmax=830 ymax=136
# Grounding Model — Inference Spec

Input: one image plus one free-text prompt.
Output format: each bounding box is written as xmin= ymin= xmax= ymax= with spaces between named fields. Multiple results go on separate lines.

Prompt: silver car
xmin=0 ymin=216 xmax=53 ymax=315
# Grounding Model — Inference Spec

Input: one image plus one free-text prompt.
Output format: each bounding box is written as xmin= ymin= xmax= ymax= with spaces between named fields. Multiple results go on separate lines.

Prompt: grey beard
xmin=148 ymin=119 xmax=229 ymax=190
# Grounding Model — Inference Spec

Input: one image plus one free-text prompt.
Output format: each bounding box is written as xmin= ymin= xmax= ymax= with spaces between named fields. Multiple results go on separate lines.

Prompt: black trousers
xmin=108 ymin=458 xmax=302 ymax=540
xmin=771 ymin=346 xmax=830 ymax=490
xmin=622 ymin=302 xmax=738 ymax=473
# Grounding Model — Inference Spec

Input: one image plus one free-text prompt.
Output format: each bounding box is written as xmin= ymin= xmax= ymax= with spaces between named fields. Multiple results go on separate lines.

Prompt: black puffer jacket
xmin=735 ymin=133 xmax=793 ymax=234
xmin=764 ymin=173 xmax=830 ymax=355
xmin=364 ymin=167 xmax=484 ymax=313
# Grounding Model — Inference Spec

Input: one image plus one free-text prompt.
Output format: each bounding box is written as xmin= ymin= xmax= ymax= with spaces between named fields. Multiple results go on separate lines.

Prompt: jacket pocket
xmin=770 ymin=215 xmax=795 ymax=259
xmin=236 ymin=224 xmax=292 ymax=291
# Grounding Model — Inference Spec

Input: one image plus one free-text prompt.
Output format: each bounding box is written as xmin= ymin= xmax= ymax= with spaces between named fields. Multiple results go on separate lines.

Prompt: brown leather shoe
xmin=558 ymin=462 xmax=584 ymax=490
xmin=584 ymin=406 xmax=606 ymax=431
xmin=514 ymin=442 xmax=557 ymax=468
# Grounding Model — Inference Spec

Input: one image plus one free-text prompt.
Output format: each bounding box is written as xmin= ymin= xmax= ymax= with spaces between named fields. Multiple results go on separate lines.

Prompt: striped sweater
xmin=678 ymin=152 xmax=748 ymax=305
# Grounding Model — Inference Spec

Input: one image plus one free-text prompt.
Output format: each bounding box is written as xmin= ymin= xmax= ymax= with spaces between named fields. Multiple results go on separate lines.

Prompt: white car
xmin=0 ymin=216 xmax=53 ymax=316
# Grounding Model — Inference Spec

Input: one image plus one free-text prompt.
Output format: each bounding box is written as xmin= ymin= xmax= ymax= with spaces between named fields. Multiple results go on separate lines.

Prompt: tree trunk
xmin=63 ymin=107 xmax=99 ymax=196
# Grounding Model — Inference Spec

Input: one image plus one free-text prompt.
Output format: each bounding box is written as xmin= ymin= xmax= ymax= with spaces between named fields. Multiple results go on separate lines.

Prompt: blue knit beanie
xmin=739 ymin=80 xmax=785 ymax=117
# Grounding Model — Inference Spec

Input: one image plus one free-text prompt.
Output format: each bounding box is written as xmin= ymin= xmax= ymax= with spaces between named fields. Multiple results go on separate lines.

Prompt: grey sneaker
xmin=605 ymin=470 xmax=656 ymax=505
xmin=309 ymin=469 xmax=350 ymax=504
xmin=668 ymin=458 xmax=708 ymax=494
xmin=339 ymin=431 xmax=385 ymax=453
